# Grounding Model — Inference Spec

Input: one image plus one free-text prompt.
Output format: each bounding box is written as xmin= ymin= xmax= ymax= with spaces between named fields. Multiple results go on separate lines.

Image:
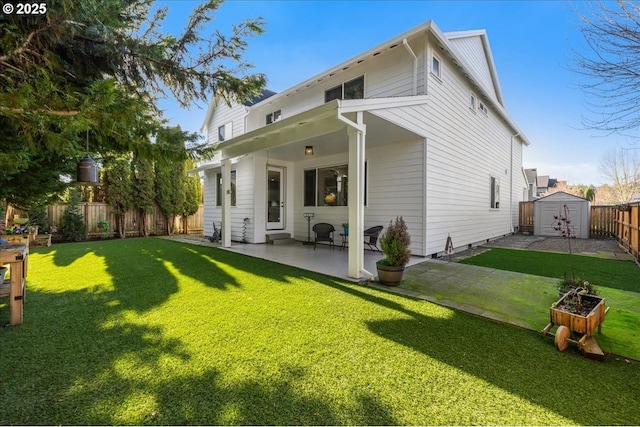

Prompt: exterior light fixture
xmin=305 ymin=146 xmax=314 ymax=156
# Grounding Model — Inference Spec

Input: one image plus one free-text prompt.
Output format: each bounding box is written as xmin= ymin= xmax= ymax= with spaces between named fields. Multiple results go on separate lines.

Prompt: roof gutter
xmin=403 ymin=38 xmax=418 ymax=96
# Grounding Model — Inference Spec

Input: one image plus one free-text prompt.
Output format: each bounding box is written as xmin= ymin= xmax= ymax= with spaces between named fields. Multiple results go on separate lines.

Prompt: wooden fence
xmin=519 ymin=201 xmax=640 ymax=264
xmin=590 ymin=205 xmax=617 ymax=237
xmin=616 ymin=202 xmax=640 ymax=263
xmin=518 ymin=201 xmax=534 ymax=234
xmin=16 ymin=203 xmax=204 ymax=239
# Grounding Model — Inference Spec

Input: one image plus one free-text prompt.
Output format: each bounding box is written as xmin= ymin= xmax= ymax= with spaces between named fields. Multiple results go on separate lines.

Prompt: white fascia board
xmin=338 ymin=95 xmax=429 ymax=114
xmin=189 ymin=161 xmax=221 ymax=174
xmin=248 ymin=21 xmax=436 ymax=110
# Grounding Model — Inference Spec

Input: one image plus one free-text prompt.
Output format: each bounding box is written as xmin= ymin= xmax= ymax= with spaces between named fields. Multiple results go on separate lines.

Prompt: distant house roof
xmin=524 ymin=168 xmax=537 ymax=185
xmin=537 ymin=175 xmax=550 ymax=188
xmin=243 ymin=89 xmax=277 ymax=107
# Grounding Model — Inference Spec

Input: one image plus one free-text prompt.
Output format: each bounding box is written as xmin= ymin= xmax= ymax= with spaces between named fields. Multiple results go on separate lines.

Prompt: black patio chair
xmin=208 ymin=221 xmax=222 ymax=244
xmin=364 ymin=225 xmax=384 ymax=252
xmin=312 ymin=223 xmax=335 ymax=250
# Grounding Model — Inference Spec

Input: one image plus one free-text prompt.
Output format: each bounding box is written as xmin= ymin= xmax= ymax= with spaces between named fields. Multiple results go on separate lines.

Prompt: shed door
xmin=541 ymin=202 xmax=584 ymax=237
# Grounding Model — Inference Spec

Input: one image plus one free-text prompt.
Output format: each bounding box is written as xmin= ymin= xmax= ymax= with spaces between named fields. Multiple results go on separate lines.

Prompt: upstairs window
xmin=266 ymin=110 xmax=282 ymax=125
xmin=470 ymin=93 xmax=477 ymax=111
xmin=431 ymin=55 xmax=441 ymax=79
xmin=479 ymin=102 xmax=488 ymax=115
xmin=325 ymin=75 xmax=364 ymax=103
xmin=218 ymin=122 xmax=232 ymax=142
xmin=490 ymin=176 xmax=500 ymax=209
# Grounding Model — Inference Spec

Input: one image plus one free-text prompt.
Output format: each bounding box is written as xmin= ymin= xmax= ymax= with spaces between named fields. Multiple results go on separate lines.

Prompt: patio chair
xmin=364 ymin=225 xmax=384 ymax=252
xmin=208 ymin=221 xmax=222 ymax=244
xmin=312 ymin=223 xmax=335 ymax=250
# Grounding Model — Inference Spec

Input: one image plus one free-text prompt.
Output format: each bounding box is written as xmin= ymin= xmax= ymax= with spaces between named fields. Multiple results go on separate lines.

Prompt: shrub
xmin=61 ymin=188 xmax=85 ymax=241
xmin=379 ymin=216 xmax=411 ymax=267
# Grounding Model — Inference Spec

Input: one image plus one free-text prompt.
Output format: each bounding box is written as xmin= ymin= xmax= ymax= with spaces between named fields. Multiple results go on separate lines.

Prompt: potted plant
xmin=341 ymin=222 xmax=349 ymax=235
xmin=557 ymin=275 xmax=597 ymax=298
xmin=376 ymin=216 xmax=411 ymax=286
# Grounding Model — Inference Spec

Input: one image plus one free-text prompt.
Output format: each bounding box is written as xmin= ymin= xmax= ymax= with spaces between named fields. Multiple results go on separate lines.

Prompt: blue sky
xmin=157 ymin=0 xmax=635 ymax=186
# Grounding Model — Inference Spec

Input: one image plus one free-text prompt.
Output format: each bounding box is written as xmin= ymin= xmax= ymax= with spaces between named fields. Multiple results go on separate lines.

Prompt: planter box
xmin=550 ymin=293 xmax=606 ymax=336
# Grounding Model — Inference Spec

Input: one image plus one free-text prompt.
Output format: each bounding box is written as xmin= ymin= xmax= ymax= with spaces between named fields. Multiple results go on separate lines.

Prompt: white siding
xmin=373 ymin=39 xmax=525 ymax=256
xmin=200 ymin=26 xmax=528 ymax=259
xmin=447 ymin=35 xmax=499 ymax=103
xmin=245 ymin=39 xmax=423 ymax=133
xmin=206 ymin=99 xmax=247 ymax=145
xmin=290 ymin=141 xmax=426 ymax=256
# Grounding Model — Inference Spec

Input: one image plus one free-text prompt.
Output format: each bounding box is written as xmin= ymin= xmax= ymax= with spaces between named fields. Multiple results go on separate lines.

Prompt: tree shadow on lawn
xmin=34 ymin=238 xmax=243 ymax=313
xmin=0 ymin=285 xmax=397 ymax=425
xmin=21 ymin=239 xmax=640 ymax=424
xmin=343 ymin=285 xmax=640 ymax=425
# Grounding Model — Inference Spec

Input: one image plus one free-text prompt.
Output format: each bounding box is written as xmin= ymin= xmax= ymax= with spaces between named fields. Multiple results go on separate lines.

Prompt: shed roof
xmin=534 ymin=191 xmax=588 ymax=203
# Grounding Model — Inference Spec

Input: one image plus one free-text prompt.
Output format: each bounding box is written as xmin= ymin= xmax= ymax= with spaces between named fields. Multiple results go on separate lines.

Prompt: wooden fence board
xmin=519 ymin=201 xmax=534 ymax=233
xmin=45 ymin=203 xmax=203 ymax=238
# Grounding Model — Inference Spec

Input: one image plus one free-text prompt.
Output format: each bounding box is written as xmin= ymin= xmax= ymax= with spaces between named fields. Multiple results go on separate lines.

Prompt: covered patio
xmin=211 ymin=96 xmax=428 ymax=280
xmin=222 ymin=241 xmax=426 ymax=282
xmin=166 ymin=235 xmax=425 ymax=282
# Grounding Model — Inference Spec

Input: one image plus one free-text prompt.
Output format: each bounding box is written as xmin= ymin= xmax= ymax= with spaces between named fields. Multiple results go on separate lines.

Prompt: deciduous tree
xmin=575 ymin=1 xmax=640 ymax=137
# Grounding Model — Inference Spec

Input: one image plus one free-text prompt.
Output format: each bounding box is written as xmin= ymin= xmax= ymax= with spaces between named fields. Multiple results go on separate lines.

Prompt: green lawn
xmin=1 ymin=238 xmax=639 ymax=425
xmin=459 ymin=247 xmax=639 ymax=293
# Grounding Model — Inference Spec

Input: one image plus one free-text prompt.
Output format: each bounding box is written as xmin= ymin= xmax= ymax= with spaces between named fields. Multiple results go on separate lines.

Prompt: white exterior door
xmin=267 ymin=166 xmax=285 ymax=230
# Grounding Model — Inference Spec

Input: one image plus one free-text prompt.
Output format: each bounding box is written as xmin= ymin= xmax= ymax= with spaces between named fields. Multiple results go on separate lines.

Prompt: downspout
xmin=403 ymin=39 xmax=418 ymax=96
xmin=241 ymin=106 xmax=250 ymax=134
xmin=510 ymin=132 xmax=520 ymax=234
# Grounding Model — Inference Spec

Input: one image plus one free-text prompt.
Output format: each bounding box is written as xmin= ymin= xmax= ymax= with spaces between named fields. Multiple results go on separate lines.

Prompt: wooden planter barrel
xmin=550 ymin=294 xmax=606 ymax=336
xmin=543 ymin=292 xmax=609 ymax=360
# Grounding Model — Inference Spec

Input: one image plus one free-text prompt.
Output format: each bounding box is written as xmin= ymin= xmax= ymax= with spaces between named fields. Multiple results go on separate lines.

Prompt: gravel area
xmin=449 ymin=233 xmax=632 ymax=262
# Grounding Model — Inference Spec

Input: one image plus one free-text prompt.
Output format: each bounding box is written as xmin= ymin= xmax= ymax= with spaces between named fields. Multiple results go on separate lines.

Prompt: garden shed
xmin=534 ymin=192 xmax=590 ymax=238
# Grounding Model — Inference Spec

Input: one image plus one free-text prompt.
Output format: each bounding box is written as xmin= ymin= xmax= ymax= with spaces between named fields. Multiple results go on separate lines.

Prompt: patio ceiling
xmin=216 ymin=98 xmax=425 ymax=162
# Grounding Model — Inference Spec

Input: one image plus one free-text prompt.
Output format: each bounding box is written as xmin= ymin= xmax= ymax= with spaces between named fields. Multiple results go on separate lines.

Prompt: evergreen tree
xmin=61 ymin=188 xmax=86 ymax=242
xmin=155 ymin=126 xmax=196 ymax=234
xmin=103 ymin=157 xmax=133 ymax=238
xmin=1 ymin=0 xmax=265 ymax=206
xmin=182 ymin=160 xmax=203 ymax=234
xmin=132 ymin=157 xmax=156 ymax=237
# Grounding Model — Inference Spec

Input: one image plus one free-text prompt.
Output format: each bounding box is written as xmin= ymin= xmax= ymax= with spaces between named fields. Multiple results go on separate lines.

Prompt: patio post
xmin=347 ymin=113 xmax=366 ymax=279
xmin=221 ymin=157 xmax=232 ymax=247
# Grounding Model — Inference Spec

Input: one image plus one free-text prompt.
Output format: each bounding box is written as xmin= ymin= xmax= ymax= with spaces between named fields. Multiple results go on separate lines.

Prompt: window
xmin=490 ymin=176 xmax=500 ymax=209
xmin=470 ymin=93 xmax=477 ymax=110
xmin=479 ymin=102 xmax=488 ymax=115
xmin=266 ymin=110 xmax=282 ymax=125
xmin=324 ymin=75 xmax=364 ymax=103
xmin=218 ymin=122 xmax=232 ymax=142
xmin=216 ymin=170 xmax=237 ymax=207
xmin=431 ymin=55 xmax=441 ymax=79
xmin=304 ymin=163 xmax=367 ymax=207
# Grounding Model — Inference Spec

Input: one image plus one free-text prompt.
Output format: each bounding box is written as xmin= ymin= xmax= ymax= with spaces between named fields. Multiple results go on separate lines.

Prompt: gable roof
xmin=444 ymin=29 xmax=503 ymax=106
xmin=243 ymin=89 xmax=277 ymax=107
xmin=202 ymin=19 xmax=529 ymax=145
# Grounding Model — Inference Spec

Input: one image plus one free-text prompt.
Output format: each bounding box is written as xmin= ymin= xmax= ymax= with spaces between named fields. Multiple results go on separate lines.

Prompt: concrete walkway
xmin=368 ymin=258 xmax=559 ymax=332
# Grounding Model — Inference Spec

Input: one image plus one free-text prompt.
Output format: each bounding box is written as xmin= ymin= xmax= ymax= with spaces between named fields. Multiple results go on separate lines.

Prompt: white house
xmin=194 ymin=20 xmax=530 ymax=279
